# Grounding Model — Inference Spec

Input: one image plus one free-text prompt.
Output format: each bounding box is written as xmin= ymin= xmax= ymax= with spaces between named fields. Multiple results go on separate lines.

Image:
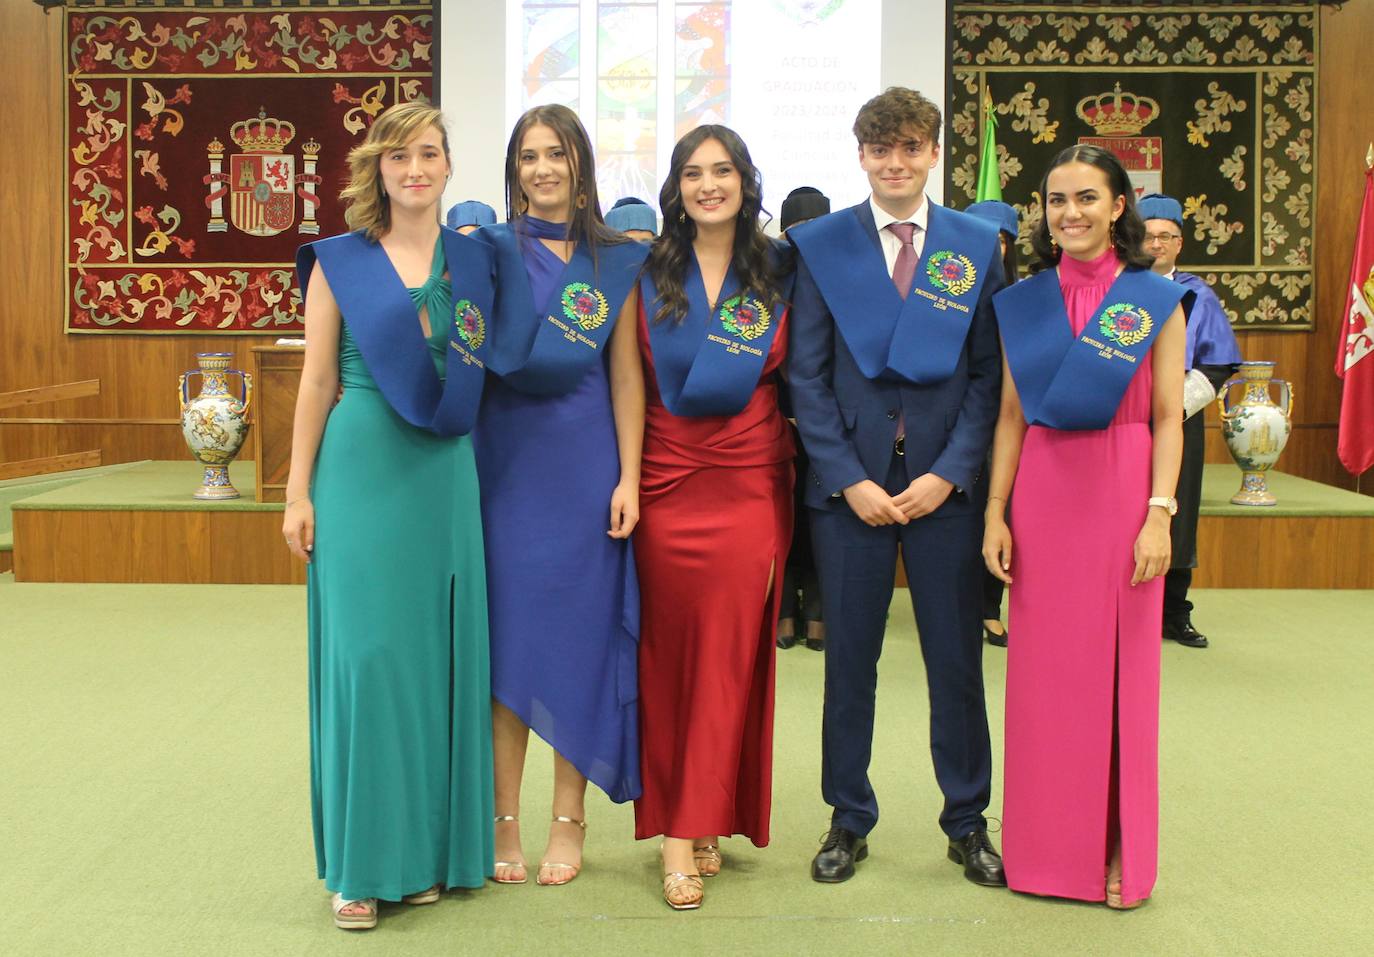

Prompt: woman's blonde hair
xmin=341 ymin=101 xmax=450 ymax=241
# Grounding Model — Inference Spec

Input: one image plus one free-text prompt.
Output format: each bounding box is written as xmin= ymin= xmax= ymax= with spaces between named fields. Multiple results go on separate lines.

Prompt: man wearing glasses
xmin=1138 ymin=194 xmax=1243 ymax=650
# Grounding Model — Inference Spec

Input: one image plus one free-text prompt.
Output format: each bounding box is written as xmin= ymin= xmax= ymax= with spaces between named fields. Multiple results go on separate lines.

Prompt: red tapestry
xmin=64 ymin=5 xmax=433 ymax=334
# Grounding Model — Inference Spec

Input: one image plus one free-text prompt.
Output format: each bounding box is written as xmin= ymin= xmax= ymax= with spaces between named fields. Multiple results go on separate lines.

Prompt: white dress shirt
xmin=869 ymin=194 xmax=931 ymax=278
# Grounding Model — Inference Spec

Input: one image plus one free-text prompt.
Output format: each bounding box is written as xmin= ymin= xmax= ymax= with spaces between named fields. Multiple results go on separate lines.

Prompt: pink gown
xmin=1003 ymin=249 xmax=1162 ymax=906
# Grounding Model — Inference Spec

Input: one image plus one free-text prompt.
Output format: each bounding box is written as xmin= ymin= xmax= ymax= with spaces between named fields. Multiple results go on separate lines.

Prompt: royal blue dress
xmin=472 ymin=228 xmax=641 ymax=803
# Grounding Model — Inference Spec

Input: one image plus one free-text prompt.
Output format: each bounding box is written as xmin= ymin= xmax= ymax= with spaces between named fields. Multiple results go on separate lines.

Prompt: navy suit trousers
xmin=811 ymin=453 xmax=992 ymax=840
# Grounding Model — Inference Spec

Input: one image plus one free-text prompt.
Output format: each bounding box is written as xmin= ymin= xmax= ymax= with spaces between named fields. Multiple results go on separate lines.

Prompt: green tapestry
xmin=947 ymin=5 xmax=1317 ymax=331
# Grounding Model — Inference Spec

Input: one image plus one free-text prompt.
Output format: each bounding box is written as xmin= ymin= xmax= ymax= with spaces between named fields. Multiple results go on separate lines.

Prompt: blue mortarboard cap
xmin=1137 ymin=194 xmax=1183 ymax=228
xmin=965 ymin=200 xmax=1020 ymax=238
xmin=605 ymin=199 xmax=658 ymax=235
xmin=446 ymin=200 xmax=497 ymax=229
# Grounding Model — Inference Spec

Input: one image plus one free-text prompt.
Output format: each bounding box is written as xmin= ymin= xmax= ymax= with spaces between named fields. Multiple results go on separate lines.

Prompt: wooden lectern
xmin=250 ymin=345 xmax=305 ymax=503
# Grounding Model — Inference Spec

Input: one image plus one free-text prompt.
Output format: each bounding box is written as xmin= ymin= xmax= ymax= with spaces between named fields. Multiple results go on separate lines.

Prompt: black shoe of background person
xmin=777 ymin=633 xmax=797 ymax=650
xmin=947 ymin=828 xmax=1006 ymax=886
xmin=983 ymin=623 xmax=1008 ymax=647
xmin=804 ymin=620 xmax=825 ymax=652
xmin=811 ymin=826 xmax=867 ymax=883
xmin=1163 ymin=618 xmax=1209 ymax=648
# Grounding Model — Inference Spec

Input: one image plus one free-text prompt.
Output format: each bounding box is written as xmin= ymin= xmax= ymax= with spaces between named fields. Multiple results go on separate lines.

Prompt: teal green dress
xmin=307 ymin=240 xmax=494 ymax=901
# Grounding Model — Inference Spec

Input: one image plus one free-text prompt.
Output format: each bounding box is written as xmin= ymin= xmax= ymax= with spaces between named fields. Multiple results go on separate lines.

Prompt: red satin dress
xmin=632 ymin=302 xmax=795 ymax=846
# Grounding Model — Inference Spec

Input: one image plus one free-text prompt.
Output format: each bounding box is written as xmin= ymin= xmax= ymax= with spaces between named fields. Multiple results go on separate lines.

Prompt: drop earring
xmin=678 ymin=210 xmax=686 ymax=224
xmin=575 ymin=193 xmax=588 ymax=210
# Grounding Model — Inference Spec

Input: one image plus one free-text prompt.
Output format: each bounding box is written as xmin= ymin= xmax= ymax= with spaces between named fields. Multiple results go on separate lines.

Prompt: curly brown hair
xmin=852 ymin=87 xmax=941 ymax=148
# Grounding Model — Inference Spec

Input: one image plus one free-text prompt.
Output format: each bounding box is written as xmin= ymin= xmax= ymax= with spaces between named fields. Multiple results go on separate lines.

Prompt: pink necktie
xmin=887 ymin=221 xmax=916 ymax=445
xmin=888 ymin=221 xmax=917 ymax=299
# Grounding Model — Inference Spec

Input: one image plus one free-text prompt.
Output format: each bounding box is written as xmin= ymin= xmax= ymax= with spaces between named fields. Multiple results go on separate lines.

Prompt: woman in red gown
xmin=633 ymin=125 xmax=794 ymax=911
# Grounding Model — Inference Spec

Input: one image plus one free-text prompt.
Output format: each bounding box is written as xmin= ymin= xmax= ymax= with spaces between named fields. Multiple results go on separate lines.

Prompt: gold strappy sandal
xmin=536 ymin=815 xmax=586 ymax=886
xmin=693 ymin=842 xmax=722 ymax=878
xmin=663 ymin=872 xmax=704 ymax=910
xmin=493 ymin=815 xmax=528 ymax=885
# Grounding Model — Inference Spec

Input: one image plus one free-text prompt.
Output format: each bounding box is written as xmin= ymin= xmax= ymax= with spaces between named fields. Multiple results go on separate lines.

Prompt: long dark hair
xmin=502 ymin=104 xmax=623 ymax=251
xmin=1028 ymin=144 xmax=1153 ymax=274
xmin=1000 ymin=232 xmax=1020 ymax=285
xmin=646 ymin=125 xmax=778 ymax=324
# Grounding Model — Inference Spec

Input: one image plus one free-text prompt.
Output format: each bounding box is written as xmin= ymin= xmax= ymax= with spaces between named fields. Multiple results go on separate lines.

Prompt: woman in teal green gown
xmin=283 ymin=102 xmax=495 ymax=930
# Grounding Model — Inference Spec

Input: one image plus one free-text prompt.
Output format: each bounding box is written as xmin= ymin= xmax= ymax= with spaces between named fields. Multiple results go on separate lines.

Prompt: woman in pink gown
xmin=983 ymin=145 xmax=1185 ymax=909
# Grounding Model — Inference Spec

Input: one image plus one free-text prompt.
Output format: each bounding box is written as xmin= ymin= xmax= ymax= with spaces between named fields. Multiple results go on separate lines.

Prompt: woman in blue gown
xmin=283 ymin=102 xmax=495 ymax=930
xmin=472 ymin=105 xmax=648 ymax=886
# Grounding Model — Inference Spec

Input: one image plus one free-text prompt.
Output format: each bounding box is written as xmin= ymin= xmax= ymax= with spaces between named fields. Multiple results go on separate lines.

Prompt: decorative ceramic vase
xmin=178 ymin=352 xmax=253 ymax=500
xmin=1218 ymin=361 xmax=1294 ymax=506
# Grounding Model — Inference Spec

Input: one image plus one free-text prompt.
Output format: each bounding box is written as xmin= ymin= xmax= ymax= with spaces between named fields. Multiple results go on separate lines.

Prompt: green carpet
xmin=0 ymin=462 xmax=146 ymax=546
xmin=1199 ymin=464 xmax=1374 ymax=517
xmin=10 ymin=460 xmax=272 ymax=513
xmin=1 ymin=574 xmax=1369 ymax=955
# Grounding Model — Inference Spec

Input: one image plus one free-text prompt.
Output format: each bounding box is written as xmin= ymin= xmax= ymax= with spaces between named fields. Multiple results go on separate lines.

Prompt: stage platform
xmin=1195 ymin=465 xmax=1374 ymax=588
xmin=9 ymin=460 xmax=305 ymax=585
xmin=4 ymin=461 xmax=1371 ymax=587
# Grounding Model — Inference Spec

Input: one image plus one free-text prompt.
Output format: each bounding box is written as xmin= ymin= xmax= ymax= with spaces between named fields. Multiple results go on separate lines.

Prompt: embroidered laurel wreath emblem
xmin=453 ymin=299 xmax=485 ymax=350
xmin=925 ymin=250 xmax=977 ymax=297
xmin=560 ymin=281 xmax=610 ymax=331
xmin=719 ymin=295 xmax=772 ymax=341
xmin=1098 ymin=302 xmax=1153 ymax=347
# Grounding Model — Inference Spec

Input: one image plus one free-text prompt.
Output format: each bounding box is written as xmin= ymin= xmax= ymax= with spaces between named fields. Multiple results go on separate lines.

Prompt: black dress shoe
xmin=948 ymin=828 xmax=1006 ymax=886
xmin=811 ymin=826 xmax=867 ymax=883
xmin=777 ymin=633 xmax=797 ymax=649
xmin=983 ymin=624 xmax=1008 ymax=647
xmin=1163 ymin=619 xmax=1209 ymax=648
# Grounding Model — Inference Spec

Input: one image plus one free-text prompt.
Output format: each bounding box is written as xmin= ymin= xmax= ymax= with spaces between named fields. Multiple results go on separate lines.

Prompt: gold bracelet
xmin=988 ymin=495 xmax=1007 ymax=503
xmin=286 ymin=496 xmax=308 ymax=507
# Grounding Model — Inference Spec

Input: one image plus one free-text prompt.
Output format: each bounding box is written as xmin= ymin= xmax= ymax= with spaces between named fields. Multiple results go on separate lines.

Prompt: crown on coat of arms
xmin=301 ymin=137 xmax=321 ymax=157
xmin=230 ymin=108 xmax=297 ymax=153
xmin=1075 ymin=83 xmax=1159 ymax=136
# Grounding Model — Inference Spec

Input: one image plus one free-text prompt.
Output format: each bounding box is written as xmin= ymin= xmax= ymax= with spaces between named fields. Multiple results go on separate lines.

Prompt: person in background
xmin=965 ymin=199 xmax=1021 ymax=649
xmin=472 ymin=104 xmax=648 ymax=888
xmin=605 ymin=196 xmax=659 ymax=242
xmin=284 ymin=101 xmax=495 ymax=930
xmin=446 ymin=199 xmax=498 ymax=235
xmin=1138 ymin=193 xmax=1243 ymax=650
xmin=776 ymin=186 xmax=831 ymax=652
xmin=788 ymin=87 xmax=1006 ymax=889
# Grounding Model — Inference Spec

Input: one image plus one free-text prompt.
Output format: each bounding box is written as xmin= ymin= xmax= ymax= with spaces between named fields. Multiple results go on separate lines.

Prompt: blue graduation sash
xmin=296 ymin=228 xmax=492 ymax=437
xmin=642 ymin=242 xmax=791 ymax=417
xmin=993 ymin=266 xmax=1186 ymax=431
xmin=789 ymin=203 xmax=999 ymax=384
xmin=481 ymin=224 xmax=648 ymax=396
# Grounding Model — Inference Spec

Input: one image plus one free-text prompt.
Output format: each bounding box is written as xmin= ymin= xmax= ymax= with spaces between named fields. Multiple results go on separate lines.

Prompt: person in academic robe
xmin=282 ymin=101 xmax=496 ymax=930
xmin=983 ymin=145 xmax=1187 ymax=909
xmin=605 ymin=196 xmax=658 ymax=242
xmin=633 ymin=125 xmax=796 ymax=911
xmin=776 ymin=186 xmax=832 ymax=654
xmin=1138 ymin=193 xmax=1243 ymax=649
xmin=966 ymin=199 xmax=1022 ymax=649
xmin=788 ymin=87 xmax=1007 ymax=888
xmin=446 ymin=199 xmax=498 ymax=235
xmin=470 ymin=104 xmax=648 ymax=888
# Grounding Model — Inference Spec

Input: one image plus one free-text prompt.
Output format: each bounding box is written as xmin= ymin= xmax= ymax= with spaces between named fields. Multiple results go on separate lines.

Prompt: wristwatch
xmin=1148 ymin=496 xmax=1178 ymax=516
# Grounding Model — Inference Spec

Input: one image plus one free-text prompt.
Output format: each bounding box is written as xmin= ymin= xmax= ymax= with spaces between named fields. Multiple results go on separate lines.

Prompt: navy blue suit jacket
xmin=787 ymin=200 xmax=1004 ymax=513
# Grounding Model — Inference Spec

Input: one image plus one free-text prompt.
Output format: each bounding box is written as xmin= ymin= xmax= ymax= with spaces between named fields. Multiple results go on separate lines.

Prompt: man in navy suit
xmin=788 ymin=87 xmax=1005 ymax=886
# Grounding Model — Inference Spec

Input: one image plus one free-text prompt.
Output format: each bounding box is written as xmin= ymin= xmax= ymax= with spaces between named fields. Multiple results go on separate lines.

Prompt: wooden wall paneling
xmin=0 ymin=422 xmax=207 ymax=465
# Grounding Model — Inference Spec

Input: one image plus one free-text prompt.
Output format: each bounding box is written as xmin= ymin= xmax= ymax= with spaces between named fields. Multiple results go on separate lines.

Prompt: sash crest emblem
xmin=454 ymin=298 xmax=486 ymax=350
xmin=926 ymin=251 xmax=977 ymax=297
xmin=719 ymin=295 xmax=772 ymax=342
xmin=1099 ymin=302 xmax=1153 ymax=347
xmin=561 ymin=281 xmax=610 ymax=331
